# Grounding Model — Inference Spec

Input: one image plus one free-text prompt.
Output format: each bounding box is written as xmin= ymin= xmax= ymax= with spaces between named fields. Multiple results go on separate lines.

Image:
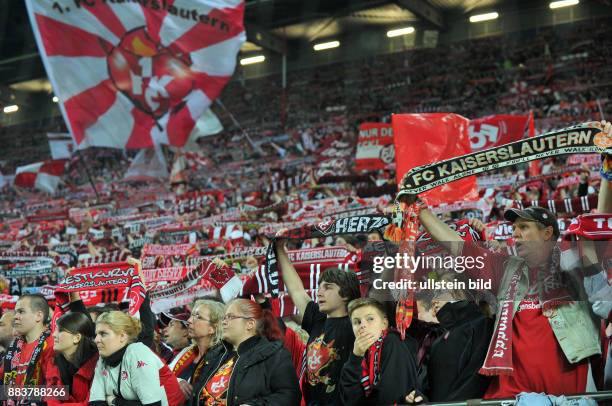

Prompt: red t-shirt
xmin=462 ymin=244 xmax=589 ymax=398
xmin=1 ymin=334 xmax=54 ymax=386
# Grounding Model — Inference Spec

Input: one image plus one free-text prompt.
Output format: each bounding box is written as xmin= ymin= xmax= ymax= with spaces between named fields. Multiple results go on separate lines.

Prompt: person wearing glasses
xmin=191 ymin=299 xmax=300 ymax=406
xmin=169 ymin=300 xmax=225 ymax=399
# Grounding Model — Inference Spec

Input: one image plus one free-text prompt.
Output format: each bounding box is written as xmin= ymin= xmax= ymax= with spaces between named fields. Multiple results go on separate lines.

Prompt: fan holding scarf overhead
xmin=267 ymin=215 xmax=388 ymax=405
xmin=398 ymin=120 xmax=612 ymax=400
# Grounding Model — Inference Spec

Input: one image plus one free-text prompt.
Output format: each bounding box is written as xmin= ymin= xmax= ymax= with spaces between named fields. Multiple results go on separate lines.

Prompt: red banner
xmin=355 ymin=123 xmax=395 ymax=171
xmin=468 ymin=114 xmax=529 ymax=152
xmin=567 ymin=154 xmax=601 ymax=166
xmin=393 ymin=113 xmax=477 ymax=206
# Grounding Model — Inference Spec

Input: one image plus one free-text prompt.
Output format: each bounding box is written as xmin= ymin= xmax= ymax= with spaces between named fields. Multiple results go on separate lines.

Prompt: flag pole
xmin=214 ymin=99 xmax=264 ymax=155
xmin=75 ymin=149 xmax=100 ymax=202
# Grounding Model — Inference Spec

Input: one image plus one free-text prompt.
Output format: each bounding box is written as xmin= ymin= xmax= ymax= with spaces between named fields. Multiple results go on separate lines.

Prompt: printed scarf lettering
xmin=264 ymin=215 xmax=389 ymax=296
xmin=53 ymin=261 xmax=146 ymax=329
xmin=399 ymin=123 xmax=612 ymax=195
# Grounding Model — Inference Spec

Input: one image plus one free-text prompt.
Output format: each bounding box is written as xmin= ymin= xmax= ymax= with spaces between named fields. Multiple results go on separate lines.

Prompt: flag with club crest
xmin=25 ymin=0 xmax=245 ymax=149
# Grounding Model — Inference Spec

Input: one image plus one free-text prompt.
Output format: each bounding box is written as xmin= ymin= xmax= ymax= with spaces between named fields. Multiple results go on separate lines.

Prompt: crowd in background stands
xmin=0 ymin=17 xmax=610 ymax=405
xmin=1 ymin=19 xmax=612 ymax=172
xmin=0 ymin=19 xmax=607 ymax=289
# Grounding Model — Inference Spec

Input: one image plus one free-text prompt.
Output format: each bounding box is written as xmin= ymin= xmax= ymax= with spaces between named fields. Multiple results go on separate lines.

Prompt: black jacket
xmin=191 ymin=336 xmax=300 ymax=406
xmin=426 ymin=301 xmax=493 ymax=402
xmin=339 ymin=330 xmax=419 ymax=406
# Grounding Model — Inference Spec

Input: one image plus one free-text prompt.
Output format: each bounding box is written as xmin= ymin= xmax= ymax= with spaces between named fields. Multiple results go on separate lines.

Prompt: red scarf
xmin=171 ymin=345 xmax=198 ymax=379
xmin=565 ymin=214 xmax=612 ymax=240
xmin=480 ymin=247 xmax=572 ymax=376
xmin=240 ymin=248 xmax=359 ymax=296
xmin=361 ymin=329 xmax=388 ymax=397
xmin=479 ymin=265 xmax=521 ymax=376
xmin=53 ymin=261 xmax=145 ymax=329
xmin=393 ymin=202 xmax=423 ymax=339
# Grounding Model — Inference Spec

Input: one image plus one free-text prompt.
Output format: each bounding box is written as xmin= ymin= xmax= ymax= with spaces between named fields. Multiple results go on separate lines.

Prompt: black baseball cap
xmin=504 ymin=206 xmax=560 ymax=239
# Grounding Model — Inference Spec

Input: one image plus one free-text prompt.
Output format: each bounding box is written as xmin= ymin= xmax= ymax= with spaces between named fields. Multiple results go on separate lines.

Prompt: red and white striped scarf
xmin=361 ymin=329 xmax=388 ymax=397
xmin=53 ymin=261 xmax=146 ymax=329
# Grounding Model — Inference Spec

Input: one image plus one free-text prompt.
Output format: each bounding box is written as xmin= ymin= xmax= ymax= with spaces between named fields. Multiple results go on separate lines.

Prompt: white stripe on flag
xmin=310 ymin=264 xmax=315 ymax=291
xmin=261 ymin=265 xmax=268 ymax=293
xmin=255 ymin=267 xmax=262 ymax=294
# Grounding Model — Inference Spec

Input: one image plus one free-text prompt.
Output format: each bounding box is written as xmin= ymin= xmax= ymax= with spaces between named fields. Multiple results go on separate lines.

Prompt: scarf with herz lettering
xmin=52 ymin=261 xmax=146 ymax=329
xmin=264 ymin=215 xmax=390 ymax=296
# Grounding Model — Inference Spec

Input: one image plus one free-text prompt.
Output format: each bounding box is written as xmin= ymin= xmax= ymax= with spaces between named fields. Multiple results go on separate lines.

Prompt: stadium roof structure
xmin=0 ymin=0 xmax=515 ymax=87
xmin=0 ymin=0 xmax=607 ymax=100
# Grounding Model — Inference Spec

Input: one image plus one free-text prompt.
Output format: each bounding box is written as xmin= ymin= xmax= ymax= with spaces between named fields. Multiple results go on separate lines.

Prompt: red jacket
xmin=45 ymin=353 xmax=99 ymax=406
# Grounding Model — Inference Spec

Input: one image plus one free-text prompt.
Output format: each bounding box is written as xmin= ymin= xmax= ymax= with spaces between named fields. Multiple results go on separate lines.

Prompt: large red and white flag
xmin=14 ymin=160 xmax=67 ymax=194
xmin=26 ymin=0 xmax=245 ymax=149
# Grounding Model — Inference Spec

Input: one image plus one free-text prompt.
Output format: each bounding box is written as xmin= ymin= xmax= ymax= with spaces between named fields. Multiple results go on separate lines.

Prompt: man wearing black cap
xmin=503 ymin=206 xmax=559 ymax=260
xmin=410 ymin=201 xmax=601 ymax=399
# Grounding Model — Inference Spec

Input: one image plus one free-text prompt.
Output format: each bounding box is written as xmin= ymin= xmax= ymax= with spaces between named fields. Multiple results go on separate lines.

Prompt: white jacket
xmin=89 ymin=342 xmax=169 ymax=406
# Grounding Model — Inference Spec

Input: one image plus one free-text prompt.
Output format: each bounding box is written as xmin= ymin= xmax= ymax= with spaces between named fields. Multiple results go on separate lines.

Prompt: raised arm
xmin=68 ymin=291 xmax=93 ymax=322
xmin=137 ymin=293 xmax=155 ymax=349
xmin=597 ymin=177 xmax=612 ymax=214
xmin=397 ymin=196 xmax=465 ymax=250
xmin=597 ymin=121 xmax=612 ymax=212
xmin=274 ymin=240 xmax=311 ymax=316
xmin=419 ymin=209 xmax=463 ymax=245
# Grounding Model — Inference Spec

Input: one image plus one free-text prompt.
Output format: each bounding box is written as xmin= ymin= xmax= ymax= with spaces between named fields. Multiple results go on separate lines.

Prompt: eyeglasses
xmin=189 ymin=314 xmax=212 ymax=323
xmin=222 ymin=314 xmax=252 ymax=322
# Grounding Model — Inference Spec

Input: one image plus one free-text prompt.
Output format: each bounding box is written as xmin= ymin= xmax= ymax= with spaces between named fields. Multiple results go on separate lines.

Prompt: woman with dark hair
xmin=191 ymin=299 xmax=300 ymax=406
xmin=45 ymin=312 xmax=99 ymax=406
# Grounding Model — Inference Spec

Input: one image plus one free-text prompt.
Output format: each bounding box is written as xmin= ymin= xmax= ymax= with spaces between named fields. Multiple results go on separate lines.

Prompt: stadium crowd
xmin=0 ymin=16 xmax=611 ymax=406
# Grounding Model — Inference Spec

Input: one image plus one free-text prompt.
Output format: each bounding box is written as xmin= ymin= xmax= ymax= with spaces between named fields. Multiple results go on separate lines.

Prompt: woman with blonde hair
xmin=169 ymin=300 xmax=225 ymax=399
xmin=191 ymin=298 xmax=300 ymax=405
xmin=88 ymin=311 xmax=184 ymax=406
